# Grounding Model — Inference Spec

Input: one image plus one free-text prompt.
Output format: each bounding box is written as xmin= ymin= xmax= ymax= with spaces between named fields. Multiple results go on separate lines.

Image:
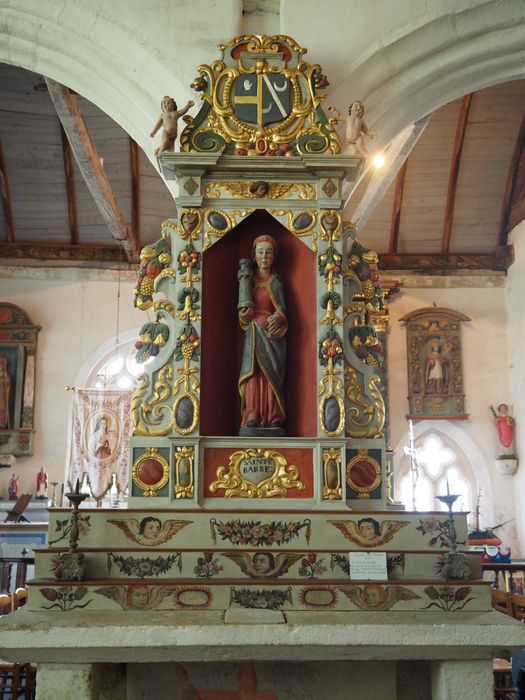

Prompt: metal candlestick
xmin=50 ymin=481 xmax=58 ymax=508
xmin=65 ymin=481 xmax=89 ymax=552
xmin=435 ymin=492 xmax=470 ymax=579
xmin=54 ymin=479 xmax=88 ymax=581
xmin=435 ymin=493 xmax=460 ymax=552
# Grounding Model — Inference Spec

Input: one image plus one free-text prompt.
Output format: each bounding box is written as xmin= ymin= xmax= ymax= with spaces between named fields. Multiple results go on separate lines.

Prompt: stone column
xmin=430 ymin=659 xmax=493 ymax=700
xmin=36 ymin=663 xmax=126 ymax=700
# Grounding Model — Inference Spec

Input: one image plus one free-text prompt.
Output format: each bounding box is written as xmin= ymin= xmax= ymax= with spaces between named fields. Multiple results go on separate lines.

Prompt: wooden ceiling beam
xmin=441 ymin=93 xmax=473 ymax=254
xmin=0 ymin=132 xmax=15 ymax=243
xmin=45 ymin=78 xmax=139 ymax=263
xmin=499 ymin=108 xmax=525 ymax=245
xmin=59 ymin=124 xmax=79 ymax=245
xmin=129 ymin=138 xmax=142 ymax=251
xmin=378 ymin=246 xmax=513 ymax=272
xmin=0 ymin=242 xmax=124 ymax=264
xmin=348 ymin=114 xmax=431 ymax=230
xmin=388 ymin=160 xmax=408 ymax=254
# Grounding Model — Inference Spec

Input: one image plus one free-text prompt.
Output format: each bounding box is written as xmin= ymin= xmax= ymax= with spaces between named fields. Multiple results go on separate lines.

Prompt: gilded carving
xmin=344 ymin=366 xmax=385 ymax=439
xmin=131 ymin=448 xmax=169 ymax=497
xmin=174 ymin=446 xmax=195 ymax=498
xmin=319 ymin=210 xmax=341 ymax=244
xmin=209 ymin=448 xmax=305 ymax=498
xmin=181 ymin=35 xmax=340 ymax=156
xmin=322 ymin=448 xmax=342 ymax=500
xmin=162 ymin=210 xmax=202 ymax=242
xmin=203 ymin=209 xmax=236 ymax=248
xmin=318 ymin=330 xmax=345 ymax=437
xmin=132 ymin=366 xmax=175 ymax=437
xmin=204 ymin=181 xmax=316 ymax=200
xmin=346 ymin=449 xmax=381 ymax=499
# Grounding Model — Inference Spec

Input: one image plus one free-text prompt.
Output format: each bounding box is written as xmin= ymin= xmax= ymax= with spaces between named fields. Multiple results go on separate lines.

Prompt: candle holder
xmin=54 ymin=480 xmax=88 ymax=581
xmin=435 ymin=492 xmax=470 ymax=580
xmin=50 ymin=481 xmax=58 ymax=508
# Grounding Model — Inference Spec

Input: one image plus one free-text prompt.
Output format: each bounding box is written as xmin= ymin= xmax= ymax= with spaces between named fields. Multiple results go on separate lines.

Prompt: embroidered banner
xmin=70 ymin=388 xmax=132 ymax=499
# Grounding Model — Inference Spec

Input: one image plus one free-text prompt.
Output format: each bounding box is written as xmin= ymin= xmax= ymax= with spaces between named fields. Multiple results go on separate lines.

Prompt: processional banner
xmin=70 ymin=388 xmax=133 ymax=499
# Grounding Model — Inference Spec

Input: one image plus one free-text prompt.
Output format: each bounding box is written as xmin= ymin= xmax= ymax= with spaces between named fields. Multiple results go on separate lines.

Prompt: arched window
xmin=396 ymin=432 xmax=476 ymax=513
xmin=81 ymin=331 xmax=153 ymax=390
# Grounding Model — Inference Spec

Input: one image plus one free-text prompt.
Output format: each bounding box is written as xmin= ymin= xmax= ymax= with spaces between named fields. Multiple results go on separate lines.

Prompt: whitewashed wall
xmin=386 ymin=274 xmax=519 ymax=553
xmin=0 ymin=267 xmax=142 ymax=498
xmin=507 ymin=221 xmax=525 ymax=557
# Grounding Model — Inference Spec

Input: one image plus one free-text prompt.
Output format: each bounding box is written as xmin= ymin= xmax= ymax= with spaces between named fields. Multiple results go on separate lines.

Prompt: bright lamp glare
xmin=104 ymin=357 xmax=124 ymax=376
xmin=117 ymin=376 xmax=133 ymax=389
xmin=372 ymin=152 xmax=386 ymax=169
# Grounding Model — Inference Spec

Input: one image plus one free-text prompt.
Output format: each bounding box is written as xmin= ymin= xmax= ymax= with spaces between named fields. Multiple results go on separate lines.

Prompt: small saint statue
xmin=8 ymin=473 xmax=18 ymax=500
xmin=491 ymin=403 xmax=516 ymax=455
xmin=36 ymin=467 xmax=48 ymax=500
xmin=150 ymin=96 xmax=194 ymax=155
xmin=238 ymin=235 xmax=287 ymax=436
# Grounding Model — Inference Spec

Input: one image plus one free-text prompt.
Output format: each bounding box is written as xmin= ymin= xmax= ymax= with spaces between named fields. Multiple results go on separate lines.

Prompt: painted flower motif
xmin=107 ymin=552 xmax=181 ymax=579
xmin=298 ymin=553 xmax=327 ymax=579
xmin=422 ymin=585 xmax=474 ymax=611
xmin=40 ymin=586 xmax=91 ymax=611
xmin=210 ymin=519 xmax=311 ymax=547
xmin=194 ymin=552 xmax=223 ymax=578
xmin=231 ymin=587 xmax=292 ymax=611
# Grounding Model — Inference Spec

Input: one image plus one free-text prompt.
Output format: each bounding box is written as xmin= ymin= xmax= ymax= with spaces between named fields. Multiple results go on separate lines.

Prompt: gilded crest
xmin=181 ymin=35 xmax=340 ymax=156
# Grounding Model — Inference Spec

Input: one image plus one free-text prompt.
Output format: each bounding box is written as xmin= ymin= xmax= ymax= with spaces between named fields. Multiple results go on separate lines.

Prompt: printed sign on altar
xmin=70 ymin=388 xmax=133 ymax=499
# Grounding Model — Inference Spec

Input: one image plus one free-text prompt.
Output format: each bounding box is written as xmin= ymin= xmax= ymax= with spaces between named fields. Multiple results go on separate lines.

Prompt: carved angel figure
xmin=222 ymin=551 xmax=303 ymax=579
xmin=339 ymin=583 xmax=420 ymax=611
xmin=95 ymin=584 xmax=175 ymax=610
xmin=329 ymin=518 xmax=408 ymax=547
xmin=108 ymin=517 xmax=192 ymax=546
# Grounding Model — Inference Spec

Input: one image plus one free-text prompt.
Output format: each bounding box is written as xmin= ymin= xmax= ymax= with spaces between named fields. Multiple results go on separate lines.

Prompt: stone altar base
xmin=1 ymin=609 xmax=525 ymax=699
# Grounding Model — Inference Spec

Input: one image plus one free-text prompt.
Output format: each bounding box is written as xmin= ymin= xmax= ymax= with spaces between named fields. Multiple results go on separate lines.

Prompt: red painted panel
xmin=202 ymin=446 xmax=314 ymax=498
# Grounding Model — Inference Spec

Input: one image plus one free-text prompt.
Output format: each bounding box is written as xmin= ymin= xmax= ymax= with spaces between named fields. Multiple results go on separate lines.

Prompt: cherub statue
xmin=150 ymin=96 xmax=194 ymax=155
xmin=328 ymin=101 xmax=375 ymax=157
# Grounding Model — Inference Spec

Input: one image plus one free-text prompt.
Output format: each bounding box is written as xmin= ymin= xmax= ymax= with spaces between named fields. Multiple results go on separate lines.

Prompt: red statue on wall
xmin=491 ymin=403 xmax=515 ymax=452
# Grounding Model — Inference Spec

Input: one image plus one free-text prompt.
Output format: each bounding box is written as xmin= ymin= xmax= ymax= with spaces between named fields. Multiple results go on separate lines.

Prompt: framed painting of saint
xmin=400 ymin=307 xmax=470 ymax=420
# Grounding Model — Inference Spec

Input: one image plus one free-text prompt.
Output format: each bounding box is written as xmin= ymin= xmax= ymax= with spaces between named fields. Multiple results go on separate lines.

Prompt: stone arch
xmin=0 ymin=2 xmax=238 ymax=153
xmin=316 ymin=1 xmax=525 ymax=145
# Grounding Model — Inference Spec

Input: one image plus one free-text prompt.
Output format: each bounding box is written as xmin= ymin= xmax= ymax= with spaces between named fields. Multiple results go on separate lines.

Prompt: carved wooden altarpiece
xmin=0 ymin=303 xmax=40 ymax=456
xmin=128 ymin=35 xmax=388 ymax=508
xmin=400 ymin=307 xmax=470 ymax=420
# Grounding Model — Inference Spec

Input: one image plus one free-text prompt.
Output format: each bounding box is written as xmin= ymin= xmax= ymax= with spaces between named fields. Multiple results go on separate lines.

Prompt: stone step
xmin=34 ymin=548 xmax=482 ymax=582
xmin=46 ymin=508 xmax=469 ymax=552
xmin=26 ymin=578 xmax=492 ymax=613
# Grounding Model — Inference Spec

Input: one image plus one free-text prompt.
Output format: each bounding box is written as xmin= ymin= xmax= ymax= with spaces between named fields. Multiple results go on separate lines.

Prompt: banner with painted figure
xmin=70 ymin=389 xmax=133 ymax=499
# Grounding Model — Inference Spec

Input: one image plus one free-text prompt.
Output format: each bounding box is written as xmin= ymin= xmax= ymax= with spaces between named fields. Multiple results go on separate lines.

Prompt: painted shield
xmin=233 ymin=74 xmax=291 ymax=127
